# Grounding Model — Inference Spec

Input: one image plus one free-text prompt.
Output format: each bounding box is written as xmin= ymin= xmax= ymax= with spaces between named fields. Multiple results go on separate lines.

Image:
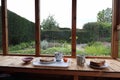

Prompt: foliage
xmin=83 ymin=22 xmax=111 ymax=42
xmin=41 ymin=40 xmax=48 ymax=50
xmin=41 ymin=47 xmax=71 ymax=55
xmin=41 ymin=15 xmax=60 ymax=31
xmin=10 ymin=41 xmax=35 ymax=51
xmin=9 ymin=41 xmax=71 ymax=55
xmin=9 ymin=41 xmax=111 ymax=56
xmin=59 ymin=28 xmax=71 ymax=31
xmin=8 ymin=10 xmax=35 ymax=45
xmin=10 ymin=48 xmax=35 ymax=54
xmin=84 ymin=42 xmax=111 ymax=56
xmin=97 ymin=8 xmax=112 ymax=23
xmin=9 ymin=41 xmax=35 ymax=54
xmin=0 ymin=6 xmax=112 ymax=47
xmin=0 ymin=6 xmax=35 ymax=46
xmin=41 ymin=30 xmax=71 ymax=42
xmin=41 ymin=30 xmax=92 ymax=44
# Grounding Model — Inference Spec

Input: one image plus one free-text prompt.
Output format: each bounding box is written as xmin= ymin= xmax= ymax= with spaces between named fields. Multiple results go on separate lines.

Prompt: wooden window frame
xmin=112 ymin=0 xmax=120 ymax=59
xmin=1 ymin=0 xmax=119 ymax=58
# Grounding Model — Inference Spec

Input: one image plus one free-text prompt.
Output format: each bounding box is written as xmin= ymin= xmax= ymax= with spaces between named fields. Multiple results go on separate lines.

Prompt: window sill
xmin=0 ymin=55 xmax=120 ymax=80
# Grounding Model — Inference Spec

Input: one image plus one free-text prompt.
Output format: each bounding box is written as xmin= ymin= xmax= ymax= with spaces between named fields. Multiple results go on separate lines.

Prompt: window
xmin=40 ymin=0 xmax=72 ymax=56
xmin=76 ymin=0 xmax=112 ymax=56
xmin=7 ymin=0 xmax=35 ymax=55
xmin=1 ymin=0 xmax=120 ymax=58
xmin=0 ymin=0 xmax=2 ymax=54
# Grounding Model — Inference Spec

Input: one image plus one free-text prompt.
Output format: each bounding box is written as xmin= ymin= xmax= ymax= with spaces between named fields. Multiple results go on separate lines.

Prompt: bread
xmin=90 ymin=59 xmax=105 ymax=67
xmin=40 ymin=58 xmax=54 ymax=62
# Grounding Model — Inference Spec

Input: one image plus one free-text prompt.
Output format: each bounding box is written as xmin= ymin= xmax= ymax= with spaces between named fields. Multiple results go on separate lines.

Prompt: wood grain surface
xmin=0 ymin=56 xmax=120 ymax=80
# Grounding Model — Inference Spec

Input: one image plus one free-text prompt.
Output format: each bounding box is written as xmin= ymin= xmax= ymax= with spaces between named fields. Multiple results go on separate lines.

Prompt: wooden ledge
xmin=0 ymin=56 xmax=120 ymax=80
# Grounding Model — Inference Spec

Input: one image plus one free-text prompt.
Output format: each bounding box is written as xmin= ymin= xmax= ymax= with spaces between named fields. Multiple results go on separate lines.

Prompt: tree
xmin=97 ymin=8 xmax=112 ymax=23
xmin=83 ymin=22 xmax=111 ymax=41
xmin=41 ymin=15 xmax=60 ymax=31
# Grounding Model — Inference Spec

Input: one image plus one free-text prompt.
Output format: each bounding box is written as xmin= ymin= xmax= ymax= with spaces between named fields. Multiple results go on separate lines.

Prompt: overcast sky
xmin=0 ymin=0 xmax=112 ymax=29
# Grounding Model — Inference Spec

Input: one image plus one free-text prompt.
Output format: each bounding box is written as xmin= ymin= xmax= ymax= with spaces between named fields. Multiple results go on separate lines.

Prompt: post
xmin=35 ymin=0 xmax=40 ymax=56
xmin=1 ymin=0 xmax=8 ymax=55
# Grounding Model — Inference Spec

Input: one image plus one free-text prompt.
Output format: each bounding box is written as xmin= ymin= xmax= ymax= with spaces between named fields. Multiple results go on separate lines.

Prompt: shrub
xmin=41 ymin=40 xmax=48 ymax=50
xmin=84 ymin=42 xmax=110 ymax=56
xmin=9 ymin=41 xmax=35 ymax=51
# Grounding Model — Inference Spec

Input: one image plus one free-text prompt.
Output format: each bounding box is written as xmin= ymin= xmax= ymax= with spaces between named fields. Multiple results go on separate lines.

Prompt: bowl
xmin=22 ymin=57 xmax=33 ymax=63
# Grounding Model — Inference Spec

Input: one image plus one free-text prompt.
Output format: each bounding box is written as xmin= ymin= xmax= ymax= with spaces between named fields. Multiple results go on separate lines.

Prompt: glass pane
xmin=7 ymin=0 xmax=35 ymax=55
xmin=0 ymin=1 xmax=2 ymax=54
xmin=76 ymin=0 xmax=112 ymax=56
xmin=40 ymin=0 xmax=72 ymax=56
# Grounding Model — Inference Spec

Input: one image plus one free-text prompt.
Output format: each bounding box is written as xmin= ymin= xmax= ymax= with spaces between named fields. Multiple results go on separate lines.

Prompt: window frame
xmin=1 ymin=0 xmax=118 ymax=58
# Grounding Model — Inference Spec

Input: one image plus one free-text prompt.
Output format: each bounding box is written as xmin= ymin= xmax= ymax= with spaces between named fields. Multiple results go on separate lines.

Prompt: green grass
xmin=41 ymin=47 xmax=71 ymax=55
xmin=84 ymin=42 xmax=111 ymax=56
xmin=10 ymin=48 xmax=35 ymax=54
xmin=7 ymin=41 xmax=111 ymax=56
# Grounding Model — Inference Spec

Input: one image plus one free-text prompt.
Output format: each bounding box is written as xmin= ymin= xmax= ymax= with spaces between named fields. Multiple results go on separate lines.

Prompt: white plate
xmin=87 ymin=62 xmax=109 ymax=69
xmin=33 ymin=59 xmax=71 ymax=67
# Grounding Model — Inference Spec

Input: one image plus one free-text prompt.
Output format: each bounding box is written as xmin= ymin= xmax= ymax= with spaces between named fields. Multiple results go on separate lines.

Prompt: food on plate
xmin=63 ymin=58 xmax=68 ymax=62
xmin=40 ymin=57 xmax=54 ymax=62
xmin=90 ymin=59 xmax=105 ymax=67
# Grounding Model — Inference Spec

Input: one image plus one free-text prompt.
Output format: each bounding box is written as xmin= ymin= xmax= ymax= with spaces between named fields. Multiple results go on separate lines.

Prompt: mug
xmin=76 ymin=55 xmax=85 ymax=66
xmin=54 ymin=52 xmax=63 ymax=62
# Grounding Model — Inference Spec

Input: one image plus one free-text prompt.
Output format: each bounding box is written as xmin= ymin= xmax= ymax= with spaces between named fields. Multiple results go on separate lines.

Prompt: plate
xmin=87 ymin=62 xmax=109 ymax=69
xmin=33 ymin=59 xmax=71 ymax=67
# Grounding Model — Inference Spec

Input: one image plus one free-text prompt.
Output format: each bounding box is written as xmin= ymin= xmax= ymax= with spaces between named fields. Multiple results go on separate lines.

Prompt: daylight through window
xmin=76 ymin=0 xmax=112 ymax=56
xmin=7 ymin=0 xmax=35 ymax=55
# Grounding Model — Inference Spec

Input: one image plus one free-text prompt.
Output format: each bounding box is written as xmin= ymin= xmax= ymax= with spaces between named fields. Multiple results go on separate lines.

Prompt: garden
xmin=9 ymin=40 xmax=111 ymax=56
xmin=0 ymin=8 xmax=112 ymax=56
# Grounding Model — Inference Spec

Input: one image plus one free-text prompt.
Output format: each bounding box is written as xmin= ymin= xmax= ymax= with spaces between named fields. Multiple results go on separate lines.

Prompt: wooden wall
xmin=0 ymin=72 xmax=119 ymax=80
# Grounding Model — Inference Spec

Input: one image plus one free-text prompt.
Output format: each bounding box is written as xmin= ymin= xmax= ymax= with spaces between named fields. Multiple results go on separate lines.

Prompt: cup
xmin=54 ymin=52 xmax=63 ymax=62
xmin=76 ymin=55 xmax=85 ymax=66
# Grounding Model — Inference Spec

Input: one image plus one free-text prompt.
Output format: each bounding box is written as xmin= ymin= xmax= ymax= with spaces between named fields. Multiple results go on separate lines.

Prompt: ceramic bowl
xmin=22 ymin=57 xmax=33 ymax=63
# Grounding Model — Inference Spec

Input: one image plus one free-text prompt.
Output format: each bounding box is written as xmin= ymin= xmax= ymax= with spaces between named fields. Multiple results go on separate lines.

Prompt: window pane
xmin=40 ymin=0 xmax=72 ymax=56
xmin=7 ymin=0 xmax=35 ymax=55
xmin=0 ymin=1 xmax=2 ymax=54
xmin=77 ymin=0 xmax=112 ymax=56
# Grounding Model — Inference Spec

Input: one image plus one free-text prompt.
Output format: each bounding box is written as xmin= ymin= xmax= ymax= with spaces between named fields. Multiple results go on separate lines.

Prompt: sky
xmin=0 ymin=0 xmax=112 ymax=29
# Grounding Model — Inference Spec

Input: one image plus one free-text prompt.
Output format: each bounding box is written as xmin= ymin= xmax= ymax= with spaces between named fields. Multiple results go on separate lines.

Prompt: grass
xmin=10 ymin=48 xmax=35 ymax=54
xmin=84 ymin=42 xmax=111 ymax=56
xmin=6 ymin=41 xmax=111 ymax=56
xmin=41 ymin=47 xmax=71 ymax=55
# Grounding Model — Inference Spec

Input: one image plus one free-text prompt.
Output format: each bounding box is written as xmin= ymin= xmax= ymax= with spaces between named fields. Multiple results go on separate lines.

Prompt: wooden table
xmin=0 ymin=56 xmax=120 ymax=80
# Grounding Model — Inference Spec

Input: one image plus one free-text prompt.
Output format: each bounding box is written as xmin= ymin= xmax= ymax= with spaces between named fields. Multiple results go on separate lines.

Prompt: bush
xmin=84 ymin=42 xmax=110 ymax=56
xmin=9 ymin=41 xmax=35 ymax=51
xmin=41 ymin=40 xmax=48 ymax=50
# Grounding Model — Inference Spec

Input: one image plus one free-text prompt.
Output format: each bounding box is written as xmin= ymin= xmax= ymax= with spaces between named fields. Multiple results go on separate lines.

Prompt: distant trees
xmin=41 ymin=15 xmax=60 ymax=31
xmin=83 ymin=22 xmax=111 ymax=41
xmin=97 ymin=8 xmax=112 ymax=23
xmin=0 ymin=6 xmax=113 ymax=47
xmin=8 ymin=10 xmax=35 ymax=45
xmin=83 ymin=8 xmax=112 ymax=42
